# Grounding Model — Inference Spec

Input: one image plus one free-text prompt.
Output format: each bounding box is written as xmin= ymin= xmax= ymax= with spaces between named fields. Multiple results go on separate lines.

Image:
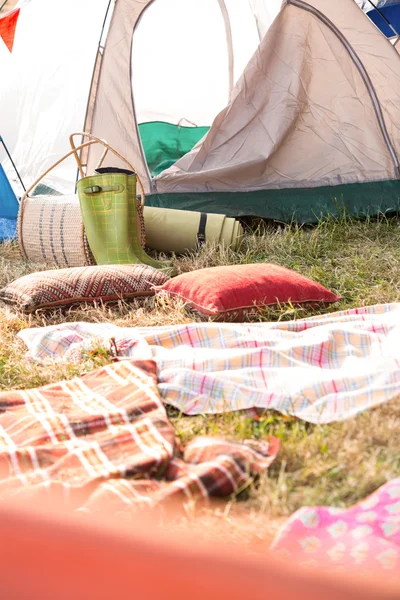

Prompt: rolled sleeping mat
xmin=143 ymin=206 xmax=244 ymax=254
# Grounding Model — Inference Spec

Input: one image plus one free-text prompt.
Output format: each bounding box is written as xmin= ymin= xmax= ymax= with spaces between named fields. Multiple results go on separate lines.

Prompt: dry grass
xmin=0 ymin=215 xmax=399 ymax=544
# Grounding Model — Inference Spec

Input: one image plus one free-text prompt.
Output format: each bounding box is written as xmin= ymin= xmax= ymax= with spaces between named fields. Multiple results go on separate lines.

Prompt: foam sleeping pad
xmin=143 ymin=206 xmax=243 ymax=254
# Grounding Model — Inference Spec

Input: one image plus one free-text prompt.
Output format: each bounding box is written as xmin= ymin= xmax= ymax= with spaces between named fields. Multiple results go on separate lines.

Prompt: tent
xmin=0 ymin=160 xmax=19 ymax=242
xmin=359 ymin=0 xmax=400 ymax=38
xmin=0 ymin=0 xmax=400 ymax=224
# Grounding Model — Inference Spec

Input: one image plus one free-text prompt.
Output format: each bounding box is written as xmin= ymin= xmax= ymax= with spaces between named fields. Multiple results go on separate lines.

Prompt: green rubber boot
xmin=77 ymin=169 xmax=176 ymax=275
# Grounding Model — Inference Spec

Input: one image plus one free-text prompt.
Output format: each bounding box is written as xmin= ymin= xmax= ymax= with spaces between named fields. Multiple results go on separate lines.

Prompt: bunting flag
xmin=0 ymin=8 xmax=20 ymax=53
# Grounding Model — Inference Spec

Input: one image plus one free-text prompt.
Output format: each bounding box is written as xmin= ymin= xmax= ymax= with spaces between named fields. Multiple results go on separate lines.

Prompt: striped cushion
xmin=0 ymin=264 xmax=170 ymax=312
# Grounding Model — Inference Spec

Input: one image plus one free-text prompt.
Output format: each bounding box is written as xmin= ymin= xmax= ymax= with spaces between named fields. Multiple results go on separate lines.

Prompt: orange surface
xmin=0 ymin=501 xmax=398 ymax=600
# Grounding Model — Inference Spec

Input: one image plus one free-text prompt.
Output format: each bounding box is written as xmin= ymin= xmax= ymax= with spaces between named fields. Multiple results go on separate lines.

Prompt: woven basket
xmin=17 ymin=134 xmax=146 ymax=267
xmin=18 ymin=195 xmax=94 ymax=267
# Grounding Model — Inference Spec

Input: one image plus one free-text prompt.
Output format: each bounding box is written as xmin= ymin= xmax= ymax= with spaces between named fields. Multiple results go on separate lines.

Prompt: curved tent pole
xmin=81 ymin=0 xmax=113 ymax=133
xmin=217 ymin=0 xmax=235 ymax=102
xmin=78 ymin=0 xmax=113 ymax=178
xmin=130 ymin=0 xmax=159 ymax=192
xmin=129 ymin=0 xmax=236 ymax=191
xmin=99 ymin=0 xmax=113 ymax=45
xmin=87 ymin=0 xmax=156 ymax=194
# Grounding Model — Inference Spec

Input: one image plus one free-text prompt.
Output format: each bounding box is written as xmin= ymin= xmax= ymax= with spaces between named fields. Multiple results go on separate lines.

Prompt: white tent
xmin=0 ymin=0 xmax=110 ymax=194
xmin=1 ymin=0 xmax=399 ymax=223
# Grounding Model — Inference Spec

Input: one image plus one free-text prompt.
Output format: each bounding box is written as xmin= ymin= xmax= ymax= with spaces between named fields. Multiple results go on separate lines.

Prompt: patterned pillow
xmin=0 ymin=264 xmax=170 ymax=312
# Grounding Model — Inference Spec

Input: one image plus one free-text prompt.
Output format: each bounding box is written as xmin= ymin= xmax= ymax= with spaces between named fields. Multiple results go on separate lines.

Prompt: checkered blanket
xmin=0 ymin=359 xmax=278 ymax=514
xmin=19 ymin=303 xmax=400 ymax=423
xmin=272 ymin=478 xmax=400 ymax=579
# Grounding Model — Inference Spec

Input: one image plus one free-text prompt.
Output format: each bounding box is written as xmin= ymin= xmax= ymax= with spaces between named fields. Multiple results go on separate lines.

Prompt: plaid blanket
xmin=19 ymin=303 xmax=400 ymax=424
xmin=0 ymin=359 xmax=278 ymax=514
xmin=272 ymin=478 xmax=400 ymax=579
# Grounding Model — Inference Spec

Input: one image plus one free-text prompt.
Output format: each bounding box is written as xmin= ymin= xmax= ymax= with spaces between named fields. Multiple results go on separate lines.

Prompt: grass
xmin=0 ymin=214 xmax=399 ymax=545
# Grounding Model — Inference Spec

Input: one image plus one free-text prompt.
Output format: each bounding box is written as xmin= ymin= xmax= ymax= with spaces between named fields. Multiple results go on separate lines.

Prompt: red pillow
xmin=156 ymin=263 xmax=340 ymax=319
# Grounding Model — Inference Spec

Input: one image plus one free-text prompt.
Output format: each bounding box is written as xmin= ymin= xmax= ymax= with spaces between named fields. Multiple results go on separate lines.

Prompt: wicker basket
xmin=17 ymin=133 xmax=146 ymax=267
xmin=18 ymin=195 xmax=94 ymax=267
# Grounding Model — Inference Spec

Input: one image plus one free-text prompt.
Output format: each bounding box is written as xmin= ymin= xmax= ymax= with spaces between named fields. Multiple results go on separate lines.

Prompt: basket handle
xmin=18 ymin=135 xmax=147 ymax=262
xmin=20 ymin=140 xmax=99 ymax=205
xmin=17 ymin=139 xmax=99 ymax=263
xmin=69 ymin=132 xmax=146 ymax=207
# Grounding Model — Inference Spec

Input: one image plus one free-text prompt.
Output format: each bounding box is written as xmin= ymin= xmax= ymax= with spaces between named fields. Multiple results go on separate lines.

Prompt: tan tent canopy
xmin=86 ymin=0 xmax=400 ymax=222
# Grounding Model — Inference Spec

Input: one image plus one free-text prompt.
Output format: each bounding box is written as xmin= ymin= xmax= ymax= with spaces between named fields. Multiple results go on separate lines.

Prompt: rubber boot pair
xmin=77 ymin=168 xmax=177 ymax=276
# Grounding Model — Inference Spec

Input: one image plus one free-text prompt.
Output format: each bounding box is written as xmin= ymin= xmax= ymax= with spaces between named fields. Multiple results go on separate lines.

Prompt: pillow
xmin=0 ymin=264 xmax=170 ymax=313
xmin=156 ymin=263 xmax=340 ymax=319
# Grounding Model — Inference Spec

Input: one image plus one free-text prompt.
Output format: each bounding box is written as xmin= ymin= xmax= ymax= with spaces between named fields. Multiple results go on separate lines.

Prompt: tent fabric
xmin=87 ymin=0 xmax=150 ymax=190
xmin=0 ymin=7 xmax=19 ymax=52
xmin=139 ymin=122 xmax=210 ymax=177
xmin=145 ymin=179 xmax=400 ymax=223
xmin=155 ymin=0 xmax=400 ymax=195
xmin=0 ymin=0 xmax=109 ymax=195
xmin=0 ymin=163 xmax=18 ymax=218
xmin=0 ymin=163 xmax=18 ymax=241
xmin=357 ymin=0 xmax=400 ymax=37
xmin=359 ymin=0 xmax=400 ymax=8
xmin=367 ymin=3 xmax=400 ymax=37
xmin=87 ymin=0 xmax=283 ymax=193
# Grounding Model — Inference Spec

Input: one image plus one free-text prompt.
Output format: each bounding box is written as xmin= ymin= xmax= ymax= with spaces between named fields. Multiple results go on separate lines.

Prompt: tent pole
xmin=217 ymin=0 xmax=234 ymax=102
xmin=366 ymin=0 xmax=400 ymax=38
xmin=0 ymin=137 xmax=26 ymax=193
xmin=99 ymin=0 xmax=113 ymax=48
xmin=0 ymin=0 xmax=10 ymax=12
xmin=77 ymin=0 xmax=113 ymax=186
